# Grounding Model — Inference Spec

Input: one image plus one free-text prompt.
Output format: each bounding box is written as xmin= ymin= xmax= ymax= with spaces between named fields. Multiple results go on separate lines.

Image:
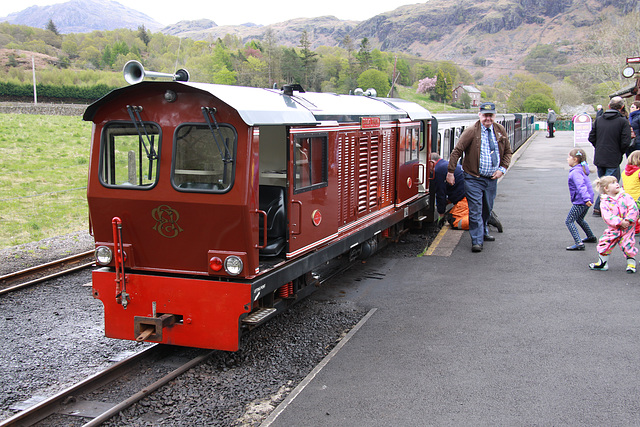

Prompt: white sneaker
xmin=627 ymin=258 xmax=636 ymax=274
xmin=589 ymin=261 xmax=608 ymax=271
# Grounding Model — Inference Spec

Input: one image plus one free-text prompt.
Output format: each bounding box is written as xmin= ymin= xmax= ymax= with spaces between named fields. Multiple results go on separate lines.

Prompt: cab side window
xmin=293 ymin=134 xmax=328 ymax=194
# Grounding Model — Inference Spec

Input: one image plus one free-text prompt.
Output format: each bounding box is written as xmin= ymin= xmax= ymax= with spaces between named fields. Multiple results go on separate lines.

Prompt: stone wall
xmin=0 ymin=102 xmax=88 ymax=116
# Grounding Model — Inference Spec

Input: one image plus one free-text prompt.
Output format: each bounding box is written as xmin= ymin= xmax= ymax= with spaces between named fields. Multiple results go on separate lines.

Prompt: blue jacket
xmin=629 ymin=109 xmax=640 ymax=150
xmin=433 ymin=158 xmax=465 ymax=214
xmin=568 ymin=164 xmax=594 ymax=205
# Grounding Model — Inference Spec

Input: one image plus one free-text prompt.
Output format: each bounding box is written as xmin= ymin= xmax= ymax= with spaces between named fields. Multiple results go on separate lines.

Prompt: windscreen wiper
xmin=126 ymin=105 xmax=158 ymax=181
xmin=202 ymin=107 xmax=234 ymax=178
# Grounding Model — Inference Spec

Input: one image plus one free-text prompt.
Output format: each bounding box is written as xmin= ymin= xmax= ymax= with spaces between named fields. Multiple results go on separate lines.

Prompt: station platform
xmin=262 ymin=130 xmax=640 ymax=426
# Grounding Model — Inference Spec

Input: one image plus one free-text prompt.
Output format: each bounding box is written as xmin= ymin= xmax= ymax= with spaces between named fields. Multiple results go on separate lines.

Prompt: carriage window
xmin=173 ymin=124 xmax=237 ymax=192
xmin=294 ymin=134 xmax=327 ymax=194
xmin=100 ymin=122 xmax=161 ymax=188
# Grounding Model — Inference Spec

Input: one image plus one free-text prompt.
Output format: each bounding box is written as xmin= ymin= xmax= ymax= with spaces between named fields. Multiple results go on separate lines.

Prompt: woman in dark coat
xmin=628 ymin=101 xmax=640 ymax=157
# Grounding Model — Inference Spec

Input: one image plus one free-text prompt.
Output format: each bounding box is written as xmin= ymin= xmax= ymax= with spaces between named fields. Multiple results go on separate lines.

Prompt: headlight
xmin=224 ymin=256 xmax=243 ymax=276
xmin=95 ymin=246 xmax=113 ymax=265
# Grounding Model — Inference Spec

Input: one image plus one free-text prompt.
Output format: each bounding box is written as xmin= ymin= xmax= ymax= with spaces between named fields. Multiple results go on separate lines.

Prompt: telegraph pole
xmin=32 ymin=56 xmax=37 ymax=105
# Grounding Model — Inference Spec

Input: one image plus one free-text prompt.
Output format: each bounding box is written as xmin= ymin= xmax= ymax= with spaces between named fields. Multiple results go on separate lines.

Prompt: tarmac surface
xmin=262 ymin=130 xmax=640 ymax=426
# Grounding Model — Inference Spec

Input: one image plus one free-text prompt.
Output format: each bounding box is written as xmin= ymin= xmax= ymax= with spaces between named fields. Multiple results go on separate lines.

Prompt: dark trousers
xmin=547 ymin=122 xmax=555 ymax=137
xmin=594 ymin=166 xmax=621 ymax=212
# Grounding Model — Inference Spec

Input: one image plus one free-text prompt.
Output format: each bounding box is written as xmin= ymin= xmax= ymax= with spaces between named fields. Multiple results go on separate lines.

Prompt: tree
xmin=371 ymin=49 xmax=388 ymax=71
xmin=137 ymin=25 xmax=150 ymax=47
xmin=523 ymin=43 xmax=568 ymax=77
xmin=101 ymin=45 xmax=113 ymax=69
xmin=445 ymin=72 xmax=453 ymax=101
xmin=46 ymin=19 xmax=59 ymax=35
xmin=357 ymin=69 xmax=390 ymax=97
xmin=356 ymin=37 xmax=372 ymax=72
xmin=299 ymin=30 xmax=318 ymax=88
xmin=499 ymin=74 xmax=555 ymax=112
xmin=523 ymin=93 xmax=556 ymax=113
xmin=213 ymin=67 xmax=236 ymax=85
xmin=263 ymin=28 xmax=280 ymax=87
xmin=552 ymin=78 xmax=582 ymax=110
xmin=246 ymin=56 xmax=268 ymax=87
xmin=395 ymin=58 xmax=411 ymax=86
xmin=433 ymin=69 xmax=450 ymax=102
xmin=460 ymin=92 xmax=472 ymax=109
xmin=416 ymin=76 xmax=437 ymax=94
xmin=61 ymin=39 xmax=79 ymax=59
xmin=281 ymin=47 xmax=303 ymax=85
xmin=415 ymin=63 xmax=437 ymax=80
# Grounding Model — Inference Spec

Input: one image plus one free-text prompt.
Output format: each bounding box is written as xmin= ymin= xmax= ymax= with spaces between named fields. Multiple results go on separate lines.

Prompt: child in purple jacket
xmin=566 ymin=149 xmax=597 ymax=250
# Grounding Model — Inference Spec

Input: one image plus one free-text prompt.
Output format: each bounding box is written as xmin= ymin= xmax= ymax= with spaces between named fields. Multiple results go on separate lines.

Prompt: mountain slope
xmin=1 ymin=0 xmax=637 ymax=82
xmin=162 ymin=0 xmax=634 ymax=82
xmin=0 ymin=0 xmax=163 ymax=33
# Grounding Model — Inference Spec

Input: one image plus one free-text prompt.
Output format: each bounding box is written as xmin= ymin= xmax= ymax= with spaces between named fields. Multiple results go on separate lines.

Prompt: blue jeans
xmin=464 ymin=173 xmax=497 ymax=245
xmin=594 ymin=167 xmax=620 ymax=211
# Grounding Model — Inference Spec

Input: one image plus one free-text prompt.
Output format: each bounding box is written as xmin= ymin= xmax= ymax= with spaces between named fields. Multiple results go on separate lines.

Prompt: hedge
xmin=0 ymin=81 xmax=116 ymax=102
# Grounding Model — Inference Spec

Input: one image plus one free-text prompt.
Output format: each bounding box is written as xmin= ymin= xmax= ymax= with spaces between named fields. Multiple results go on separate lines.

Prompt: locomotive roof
xmin=83 ymin=81 xmax=432 ymax=125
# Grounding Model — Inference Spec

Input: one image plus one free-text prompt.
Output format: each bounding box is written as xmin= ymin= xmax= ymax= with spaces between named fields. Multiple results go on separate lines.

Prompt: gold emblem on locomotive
xmin=152 ymin=205 xmax=184 ymax=238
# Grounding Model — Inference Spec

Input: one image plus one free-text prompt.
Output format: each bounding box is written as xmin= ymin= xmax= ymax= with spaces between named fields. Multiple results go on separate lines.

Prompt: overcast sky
xmin=0 ymin=0 xmax=422 ymax=26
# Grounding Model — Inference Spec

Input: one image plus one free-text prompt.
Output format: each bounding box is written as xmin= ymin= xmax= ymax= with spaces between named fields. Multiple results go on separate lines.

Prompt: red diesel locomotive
xmin=84 ymin=61 xmax=433 ymax=351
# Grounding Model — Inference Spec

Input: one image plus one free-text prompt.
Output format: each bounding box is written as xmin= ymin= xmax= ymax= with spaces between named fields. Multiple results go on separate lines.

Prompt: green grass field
xmin=0 ymin=113 xmax=92 ymax=249
xmin=0 ymin=92 xmax=455 ymax=250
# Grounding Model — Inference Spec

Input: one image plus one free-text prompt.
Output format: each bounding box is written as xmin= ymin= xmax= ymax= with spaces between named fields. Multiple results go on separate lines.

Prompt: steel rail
xmin=0 ymin=345 xmax=214 ymax=426
xmin=83 ymin=350 xmax=214 ymax=427
xmin=0 ymin=250 xmax=95 ymax=295
xmin=0 ymin=345 xmax=161 ymax=426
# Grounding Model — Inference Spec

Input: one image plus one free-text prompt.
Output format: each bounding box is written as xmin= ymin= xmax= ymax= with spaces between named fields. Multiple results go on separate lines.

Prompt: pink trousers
xmin=597 ymin=226 xmax=638 ymax=258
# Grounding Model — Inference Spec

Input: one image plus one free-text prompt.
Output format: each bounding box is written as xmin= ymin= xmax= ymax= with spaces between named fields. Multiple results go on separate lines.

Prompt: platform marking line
xmin=260 ymin=307 xmax=378 ymax=427
xmin=419 ymin=224 xmax=450 ymax=257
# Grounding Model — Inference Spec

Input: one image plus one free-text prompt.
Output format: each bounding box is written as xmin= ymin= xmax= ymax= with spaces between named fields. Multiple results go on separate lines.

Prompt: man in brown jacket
xmin=446 ymin=102 xmax=512 ymax=252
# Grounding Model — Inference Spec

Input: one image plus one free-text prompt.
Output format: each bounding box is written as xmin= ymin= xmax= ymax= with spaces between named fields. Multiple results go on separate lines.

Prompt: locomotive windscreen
xmin=173 ymin=124 xmax=237 ymax=192
xmin=99 ymin=122 xmax=161 ymax=188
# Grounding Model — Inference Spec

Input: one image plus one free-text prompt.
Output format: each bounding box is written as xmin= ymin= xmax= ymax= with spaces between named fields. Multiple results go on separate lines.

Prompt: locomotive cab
xmin=84 ymin=72 xmax=433 ymax=351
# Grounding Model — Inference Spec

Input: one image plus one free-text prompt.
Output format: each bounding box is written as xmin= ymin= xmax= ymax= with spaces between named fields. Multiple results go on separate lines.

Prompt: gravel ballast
xmin=0 ymin=227 xmax=434 ymax=425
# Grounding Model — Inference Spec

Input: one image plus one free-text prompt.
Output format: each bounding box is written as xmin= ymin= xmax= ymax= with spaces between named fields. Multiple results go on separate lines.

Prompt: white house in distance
xmin=452 ymin=85 xmax=481 ymax=107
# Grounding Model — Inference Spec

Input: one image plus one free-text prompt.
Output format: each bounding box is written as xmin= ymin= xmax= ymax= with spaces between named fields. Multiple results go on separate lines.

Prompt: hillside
xmin=1 ymin=0 xmax=637 ymax=84
xmin=162 ymin=0 xmax=635 ymax=82
xmin=0 ymin=0 xmax=163 ymax=33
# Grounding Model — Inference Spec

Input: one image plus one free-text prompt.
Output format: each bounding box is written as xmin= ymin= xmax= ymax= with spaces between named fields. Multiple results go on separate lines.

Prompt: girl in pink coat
xmin=590 ymin=176 xmax=639 ymax=272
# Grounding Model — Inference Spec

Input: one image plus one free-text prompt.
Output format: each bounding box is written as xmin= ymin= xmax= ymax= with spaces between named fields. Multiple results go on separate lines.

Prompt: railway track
xmin=0 ymin=250 xmax=95 ymax=295
xmin=0 ymin=344 xmax=214 ymax=426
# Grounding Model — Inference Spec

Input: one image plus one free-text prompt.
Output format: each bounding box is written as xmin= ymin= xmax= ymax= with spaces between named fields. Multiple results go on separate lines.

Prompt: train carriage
xmin=432 ymin=112 xmax=534 ymax=161
xmin=84 ymin=64 xmax=433 ymax=351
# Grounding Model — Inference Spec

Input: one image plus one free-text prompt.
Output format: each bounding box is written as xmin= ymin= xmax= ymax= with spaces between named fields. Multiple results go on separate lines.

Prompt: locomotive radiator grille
xmin=381 ymin=130 xmax=395 ymax=206
xmin=338 ymin=132 xmax=358 ymax=224
xmin=369 ymin=135 xmax=379 ymax=209
xmin=358 ymin=135 xmax=369 ymax=213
